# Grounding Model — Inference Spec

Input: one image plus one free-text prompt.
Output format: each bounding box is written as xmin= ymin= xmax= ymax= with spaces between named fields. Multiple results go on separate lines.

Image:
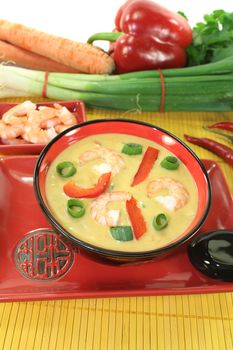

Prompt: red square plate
xmin=0 ymin=157 xmax=232 ymax=302
xmin=0 ymin=100 xmax=86 ymax=155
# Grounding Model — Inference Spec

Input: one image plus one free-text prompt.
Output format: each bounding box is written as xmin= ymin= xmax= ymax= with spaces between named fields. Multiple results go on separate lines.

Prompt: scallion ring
xmin=56 ymin=161 xmax=77 ymax=177
xmin=153 ymin=213 xmax=168 ymax=231
xmin=67 ymin=199 xmax=85 ymax=218
xmin=110 ymin=226 xmax=133 ymax=241
xmin=121 ymin=143 xmax=142 ymax=155
xmin=160 ymin=156 xmax=179 ymax=170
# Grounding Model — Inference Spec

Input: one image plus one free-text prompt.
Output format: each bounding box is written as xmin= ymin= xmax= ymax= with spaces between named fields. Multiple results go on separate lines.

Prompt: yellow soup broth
xmin=45 ymin=134 xmax=198 ymax=252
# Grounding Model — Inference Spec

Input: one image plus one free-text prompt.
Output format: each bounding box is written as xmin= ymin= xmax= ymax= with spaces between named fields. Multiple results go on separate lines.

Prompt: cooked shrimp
xmin=0 ymin=121 xmax=24 ymax=139
xmin=90 ymin=191 xmax=131 ymax=226
xmin=1 ymin=115 xmax=28 ymax=126
xmin=147 ymin=177 xmax=189 ymax=211
xmin=1 ymin=138 xmax=28 ymax=145
xmin=54 ymin=103 xmax=63 ymax=109
xmin=27 ymin=108 xmax=57 ymax=124
xmin=38 ymin=106 xmax=58 ymax=118
xmin=40 ymin=117 xmax=60 ymax=129
xmin=54 ymin=104 xmax=77 ymax=126
xmin=79 ymin=144 xmax=125 ymax=176
xmin=54 ymin=124 xmax=71 ymax=133
xmin=0 ymin=101 xmax=77 ymax=145
xmin=26 ymin=110 xmax=43 ymax=126
xmin=2 ymin=100 xmax=36 ymax=123
xmin=22 ymin=126 xmax=58 ymax=144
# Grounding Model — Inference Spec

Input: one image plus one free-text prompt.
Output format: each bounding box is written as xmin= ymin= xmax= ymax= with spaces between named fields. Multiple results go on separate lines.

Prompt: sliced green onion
xmin=122 ymin=143 xmax=143 ymax=155
xmin=153 ymin=214 xmax=168 ymax=231
xmin=67 ymin=199 xmax=85 ymax=218
xmin=56 ymin=161 xmax=77 ymax=177
xmin=160 ymin=156 xmax=179 ymax=170
xmin=110 ymin=226 xmax=133 ymax=241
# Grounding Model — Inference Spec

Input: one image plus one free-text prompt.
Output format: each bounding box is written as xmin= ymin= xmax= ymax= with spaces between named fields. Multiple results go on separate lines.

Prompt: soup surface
xmin=45 ymin=133 xmax=198 ymax=252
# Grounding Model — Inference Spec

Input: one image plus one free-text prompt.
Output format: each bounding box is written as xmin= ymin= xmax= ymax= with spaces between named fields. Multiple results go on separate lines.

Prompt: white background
xmin=1 ymin=0 xmax=232 ymax=49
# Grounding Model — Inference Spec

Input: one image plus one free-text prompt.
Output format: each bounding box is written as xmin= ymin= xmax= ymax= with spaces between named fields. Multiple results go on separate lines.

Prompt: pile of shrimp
xmin=0 ymin=100 xmax=78 ymax=145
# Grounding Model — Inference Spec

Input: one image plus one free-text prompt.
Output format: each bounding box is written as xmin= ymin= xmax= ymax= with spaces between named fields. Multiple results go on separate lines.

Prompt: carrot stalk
xmin=0 ymin=20 xmax=115 ymax=74
xmin=0 ymin=40 xmax=81 ymax=73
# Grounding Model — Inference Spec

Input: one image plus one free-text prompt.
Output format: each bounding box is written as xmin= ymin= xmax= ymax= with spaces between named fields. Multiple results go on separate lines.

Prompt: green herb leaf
xmin=187 ymin=10 xmax=233 ymax=66
xmin=212 ymin=44 xmax=233 ymax=62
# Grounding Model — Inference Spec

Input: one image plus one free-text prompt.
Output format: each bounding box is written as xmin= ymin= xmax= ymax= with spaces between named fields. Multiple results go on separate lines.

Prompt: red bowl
xmin=0 ymin=100 xmax=86 ymax=155
xmin=34 ymin=119 xmax=211 ymax=263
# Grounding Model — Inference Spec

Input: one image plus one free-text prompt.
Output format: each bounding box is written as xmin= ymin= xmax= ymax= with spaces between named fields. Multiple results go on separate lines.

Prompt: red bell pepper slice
xmin=126 ymin=196 xmax=147 ymax=239
xmin=131 ymin=146 xmax=159 ymax=186
xmin=63 ymin=172 xmax=111 ymax=198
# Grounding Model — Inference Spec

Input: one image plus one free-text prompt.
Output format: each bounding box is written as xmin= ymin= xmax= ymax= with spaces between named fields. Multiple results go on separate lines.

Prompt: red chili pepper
xmin=63 ymin=172 xmax=111 ymax=198
xmin=126 ymin=196 xmax=147 ymax=239
xmin=87 ymin=0 xmax=192 ymax=73
xmin=208 ymin=122 xmax=233 ymax=132
xmin=184 ymin=135 xmax=233 ymax=167
xmin=132 ymin=146 xmax=159 ymax=186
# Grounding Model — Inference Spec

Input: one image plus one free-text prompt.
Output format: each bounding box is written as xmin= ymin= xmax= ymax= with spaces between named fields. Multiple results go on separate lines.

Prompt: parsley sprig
xmin=186 ymin=10 xmax=233 ymax=66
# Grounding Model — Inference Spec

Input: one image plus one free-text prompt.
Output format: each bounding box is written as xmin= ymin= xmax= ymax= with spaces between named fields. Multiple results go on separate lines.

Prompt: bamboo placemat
xmin=0 ymin=97 xmax=233 ymax=350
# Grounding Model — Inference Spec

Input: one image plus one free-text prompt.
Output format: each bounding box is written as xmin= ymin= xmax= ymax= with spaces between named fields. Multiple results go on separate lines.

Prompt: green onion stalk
xmin=1 ymin=56 xmax=233 ymax=111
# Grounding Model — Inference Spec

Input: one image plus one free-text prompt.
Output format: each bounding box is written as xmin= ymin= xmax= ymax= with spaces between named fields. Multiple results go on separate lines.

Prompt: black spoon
xmin=188 ymin=230 xmax=233 ymax=282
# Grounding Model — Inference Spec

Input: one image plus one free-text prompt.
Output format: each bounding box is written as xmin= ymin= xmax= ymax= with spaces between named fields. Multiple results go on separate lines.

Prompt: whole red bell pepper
xmin=88 ymin=0 xmax=192 ymax=73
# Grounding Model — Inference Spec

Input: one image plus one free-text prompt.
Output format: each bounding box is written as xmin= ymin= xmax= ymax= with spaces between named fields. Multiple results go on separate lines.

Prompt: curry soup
xmin=45 ymin=133 xmax=198 ymax=252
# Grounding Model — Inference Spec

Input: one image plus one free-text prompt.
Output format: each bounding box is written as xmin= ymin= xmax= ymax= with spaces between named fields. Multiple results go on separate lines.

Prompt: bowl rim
xmin=34 ymin=118 xmax=212 ymax=258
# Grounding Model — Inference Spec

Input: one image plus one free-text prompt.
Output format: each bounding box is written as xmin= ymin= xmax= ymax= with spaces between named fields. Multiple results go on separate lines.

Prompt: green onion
xmin=110 ymin=226 xmax=133 ymax=241
xmin=67 ymin=199 xmax=85 ymax=218
xmin=121 ymin=143 xmax=142 ymax=155
xmin=56 ymin=161 xmax=77 ymax=177
xmin=1 ymin=57 xmax=233 ymax=111
xmin=153 ymin=214 xmax=168 ymax=231
xmin=160 ymin=156 xmax=179 ymax=170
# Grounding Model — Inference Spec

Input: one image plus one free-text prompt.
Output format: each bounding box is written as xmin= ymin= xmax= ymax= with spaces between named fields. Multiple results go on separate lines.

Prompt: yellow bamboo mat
xmin=0 ymin=97 xmax=233 ymax=350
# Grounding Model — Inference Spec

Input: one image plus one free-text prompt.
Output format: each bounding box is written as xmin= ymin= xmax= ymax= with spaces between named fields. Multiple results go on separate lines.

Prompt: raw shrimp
xmin=22 ymin=126 xmax=58 ymax=144
xmin=79 ymin=144 xmax=125 ymax=176
xmin=147 ymin=177 xmax=189 ymax=211
xmin=90 ymin=191 xmax=131 ymax=226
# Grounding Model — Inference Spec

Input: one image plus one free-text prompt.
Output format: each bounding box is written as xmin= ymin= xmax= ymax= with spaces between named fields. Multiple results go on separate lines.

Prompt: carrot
xmin=0 ymin=20 xmax=115 ymax=74
xmin=0 ymin=40 xmax=81 ymax=72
